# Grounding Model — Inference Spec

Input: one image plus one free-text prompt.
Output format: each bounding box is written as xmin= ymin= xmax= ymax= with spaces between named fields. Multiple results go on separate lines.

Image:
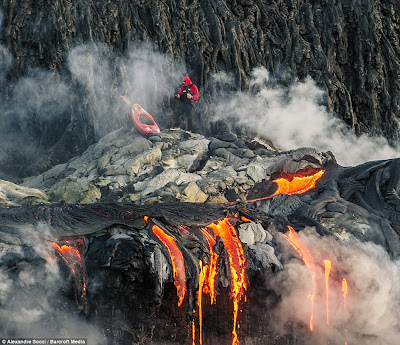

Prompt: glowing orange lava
xmin=283 ymin=226 xmax=317 ymax=331
xmin=51 ymin=242 xmax=82 ymax=275
xmin=246 ymin=170 xmax=325 ymax=203
xmin=342 ymin=278 xmax=348 ymax=345
xmin=208 ymin=218 xmax=247 ymax=345
xmin=51 ymin=239 xmax=86 ymax=302
xmin=240 ymin=216 xmax=252 ymax=222
xmin=199 ymin=228 xmax=218 ymax=304
xmin=192 ymin=319 xmax=196 ymax=345
xmin=324 ymin=260 xmax=332 ymax=326
xmin=148 ymin=216 xmax=247 ymax=345
xmin=342 ymin=278 xmax=348 ymax=310
xmin=197 ymin=261 xmax=206 ymax=345
xmin=152 ymin=224 xmax=187 ymax=306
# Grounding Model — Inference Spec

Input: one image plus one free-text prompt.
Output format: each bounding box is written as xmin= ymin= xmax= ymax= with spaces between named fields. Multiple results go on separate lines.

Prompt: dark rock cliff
xmin=1 ymin=0 xmax=400 ymax=178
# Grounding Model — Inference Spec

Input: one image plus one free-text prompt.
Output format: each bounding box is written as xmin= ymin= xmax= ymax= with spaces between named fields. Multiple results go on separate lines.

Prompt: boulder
xmin=215 ymin=132 xmax=238 ymax=142
xmin=134 ymin=168 xmax=201 ymax=197
xmin=125 ymin=145 xmax=163 ymax=177
xmin=0 ymin=180 xmax=48 ymax=207
xmin=178 ymin=182 xmax=208 ymax=203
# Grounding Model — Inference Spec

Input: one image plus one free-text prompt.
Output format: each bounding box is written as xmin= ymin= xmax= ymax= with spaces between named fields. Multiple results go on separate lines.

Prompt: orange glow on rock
xmin=283 ymin=226 xmax=317 ymax=331
xmin=152 ymin=224 xmax=187 ymax=306
xmin=324 ymin=260 xmax=332 ymax=326
xmin=208 ymin=218 xmax=247 ymax=345
xmin=246 ymin=170 xmax=325 ymax=203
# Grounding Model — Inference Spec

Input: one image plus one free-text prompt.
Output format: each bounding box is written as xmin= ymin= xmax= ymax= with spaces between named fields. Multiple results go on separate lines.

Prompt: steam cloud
xmin=0 ymin=41 xmax=185 ymax=177
xmin=210 ymin=68 xmax=399 ymax=166
xmin=68 ymin=41 xmax=185 ymax=139
xmin=267 ymin=227 xmax=400 ymax=345
xmin=0 ymin=223 xmax=105 ymax=343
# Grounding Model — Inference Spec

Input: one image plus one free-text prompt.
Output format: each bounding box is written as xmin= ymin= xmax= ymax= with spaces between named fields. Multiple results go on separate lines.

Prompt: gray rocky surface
xmin=2 ymin=126 xmax=400 ymax=344
xmin=20 ymin=127 xmax=329 ymax=206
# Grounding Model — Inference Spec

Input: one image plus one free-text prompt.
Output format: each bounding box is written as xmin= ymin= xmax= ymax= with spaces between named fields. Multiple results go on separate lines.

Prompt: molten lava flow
xmin=52 ymin=242 xmax=81 ymax=275
xmin=197 ymin=260 xmax=207 ymax=345
xmin=342 ymin=278 xmax=348 ymax=345
xmin=192 ymin=320 xmax=196 ymax=345
xmin=324 ymin=260 xmax=332 ymax=326
xmin=240 ymin=216 xmax=252 ymax=222
xmin=283 ymin=226 xmax=317 ymax=331
xmin=152 ymin=224 xmax=187 ymax=306
xmin=246 ymin=170 xmax=325 ymax=203
xmin=208 ymin=218 xmax=247 ymax=345
xmin=342 ymin=278 xmax=348 ymax=310
xmin=199 ymin=228 xmax=219 ymax=304
xmin=51 ymin=239 xmax=87 ymax=306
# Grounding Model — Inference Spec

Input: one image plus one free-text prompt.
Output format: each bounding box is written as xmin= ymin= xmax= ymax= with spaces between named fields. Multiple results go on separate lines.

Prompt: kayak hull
xmin=130 ymin=104 xmax=160 ymax=135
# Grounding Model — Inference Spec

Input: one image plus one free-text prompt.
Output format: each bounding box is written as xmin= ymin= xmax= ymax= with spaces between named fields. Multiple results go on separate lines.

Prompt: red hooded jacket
xmin=178 ymin=76 xmax=199 ymax=102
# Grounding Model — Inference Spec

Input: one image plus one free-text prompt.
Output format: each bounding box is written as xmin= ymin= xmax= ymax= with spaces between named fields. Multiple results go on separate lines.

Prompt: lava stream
xmin=246 ymin=169 xmax=325 ymax=203
xmin=199 ymin=228 xmax=219 ymax=304
xmin=197 ymin=260 xmax=206 ymax=345
xmin=283 ymin=226 xmax=317 ymax=331
xmin=208 ymin=218 xmax=247 ymax=345
xmin=342 ymin=278 xmax=349 ymax=345
xmin=51 ymin=239 xmax=87 ymax=306
xmin=152 ymin=224 xmax=187 ymax=306
xmin=324 ymin=260 xmax=332 ymax=326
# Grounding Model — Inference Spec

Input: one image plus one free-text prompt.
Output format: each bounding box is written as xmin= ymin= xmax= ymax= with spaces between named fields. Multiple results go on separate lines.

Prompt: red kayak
xmin=130 ymin=104 xmax=160 ymax=135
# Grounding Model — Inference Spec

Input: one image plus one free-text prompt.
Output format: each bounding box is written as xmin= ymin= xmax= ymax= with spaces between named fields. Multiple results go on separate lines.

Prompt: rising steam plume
xmin=267 ymin=227 xmax=400 ymax=345
xmin=210 ymin=68 xmax=400 ymax=166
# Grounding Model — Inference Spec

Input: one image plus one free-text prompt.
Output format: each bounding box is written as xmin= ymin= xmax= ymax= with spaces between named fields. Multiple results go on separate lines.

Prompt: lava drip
xmin=197 ymin=260 xmax=206 ymax=345
xmin=151 ymin=224 xmax=187 ymax=306
xmin=199 ymin=228 xmax=219 ymax=304
xmin=51 ymin=239 xmax=87 ymax=312
xmin=342 ymin=278 xmax=348 ymax=345
xmin=246 ymin=169 xmax=325 ymax=203
xmin=283 ymin=226 xmax=317 ymax=331
xmin=207 ymin=218 xmax=247 ymax=345
xmin=324 ymin=260 xmax=332 ymax=326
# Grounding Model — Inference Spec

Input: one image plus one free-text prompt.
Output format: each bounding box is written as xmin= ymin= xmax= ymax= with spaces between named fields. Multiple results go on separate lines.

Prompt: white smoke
xmin=268 ymin=227 xmax=400 ymax=345
xmin=0 ymin=41 xmax=186 ymax=176
xmin=210 ymin=67 xmax=399 ymax=166
xmin=68 ymin=41 xmax=185 ymax=139
xmin=0 ymin=224 xmax=105 ymax=343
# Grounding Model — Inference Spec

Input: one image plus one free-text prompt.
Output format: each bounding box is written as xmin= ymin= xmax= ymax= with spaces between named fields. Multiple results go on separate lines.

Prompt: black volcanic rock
xmin=2 ymin=147 xmax=400 ymax=343
xmin=1 ymin=0 xmax=400 ymax=178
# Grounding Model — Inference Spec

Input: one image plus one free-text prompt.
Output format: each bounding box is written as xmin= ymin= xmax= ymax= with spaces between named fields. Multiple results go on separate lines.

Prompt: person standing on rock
xmin=174 ymin=75 xmax=199 ymax=131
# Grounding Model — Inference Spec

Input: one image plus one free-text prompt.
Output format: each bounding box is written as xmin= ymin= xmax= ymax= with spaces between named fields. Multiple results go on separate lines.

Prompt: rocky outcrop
xmin=17 ymin=125 xmax=399 ymax=257
xmin=2 ymin=126 xmax=400 ymax=343
xmin=0 ymin=179 xmax=48 ymax=207
xmin=21 ymin=127 xmax=333 ymax=206
xmin=1 ymin=1 xmax=400 ymax=178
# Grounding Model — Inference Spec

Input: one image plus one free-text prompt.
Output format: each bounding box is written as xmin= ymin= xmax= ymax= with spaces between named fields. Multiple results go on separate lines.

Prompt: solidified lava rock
xmin=1 ymin=1 xmax=400 ymax=178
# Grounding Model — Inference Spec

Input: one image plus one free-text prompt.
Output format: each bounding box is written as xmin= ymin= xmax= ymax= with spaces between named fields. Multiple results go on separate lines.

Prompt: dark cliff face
xmin=0 ymin=0 xmax=400 ymax=178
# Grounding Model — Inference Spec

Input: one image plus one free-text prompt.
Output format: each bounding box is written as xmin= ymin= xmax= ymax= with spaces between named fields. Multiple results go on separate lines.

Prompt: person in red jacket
xmin=174 ymin=75 xmax=199 ymax=130
xmin=176 ymin=76 xmax=199 ymax=102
